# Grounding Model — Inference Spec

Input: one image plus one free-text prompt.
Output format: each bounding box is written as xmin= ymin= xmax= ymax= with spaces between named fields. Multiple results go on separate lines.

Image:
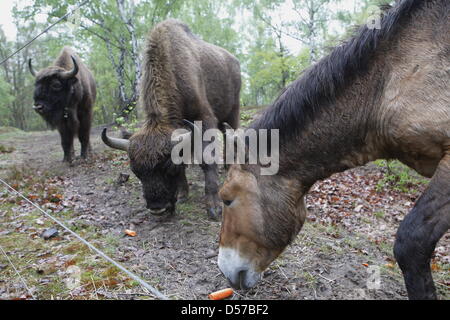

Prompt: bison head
xmin=102 ymin=122 xmax=196 ymax=216
xmin=29 ymin=56 xmax=79 ymax=122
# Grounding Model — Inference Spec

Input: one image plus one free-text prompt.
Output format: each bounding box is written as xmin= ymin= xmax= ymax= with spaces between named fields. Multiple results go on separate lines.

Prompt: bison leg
xmin=177 ymin=165 xmax=189 ymax=203
xmin=78 ymin=114 xmax=92 ymax=159
xmin=201 ymin=162 xmax=221 ymax=220
xmin=59 ymin=114 xmax=79 ymax=163
xmin=199 ymin=118 xmax=222 ymax=220
xmin=59 ymin=127 xmax=75 ymax=163
xmin=394 ymin=153 xmax=450 ymax=299
xmin=224 ymin=103 xmax=240 ymax=130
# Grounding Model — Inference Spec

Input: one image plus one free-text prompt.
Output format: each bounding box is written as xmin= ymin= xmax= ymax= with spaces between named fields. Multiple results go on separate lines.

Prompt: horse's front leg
xmin=394 ymin=154 xmax=450 ymax=300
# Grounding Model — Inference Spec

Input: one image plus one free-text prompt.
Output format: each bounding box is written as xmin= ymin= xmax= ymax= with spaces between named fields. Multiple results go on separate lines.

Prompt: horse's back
xmin=380 ymin=2 xmax=449 ymax=177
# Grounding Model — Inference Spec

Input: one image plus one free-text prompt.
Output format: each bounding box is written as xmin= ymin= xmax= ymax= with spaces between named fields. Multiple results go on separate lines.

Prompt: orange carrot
xmin=208 ymin=288 xmax=234 ymax=300
xmin=431 ymin=263 xmax=440 ymax=271
xmin=124 ymin=229 xmax=137 ymax=237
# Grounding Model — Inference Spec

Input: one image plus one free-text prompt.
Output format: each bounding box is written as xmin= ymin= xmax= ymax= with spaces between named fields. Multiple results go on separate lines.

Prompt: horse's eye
xmin=223 ymin=199 xmax=233 ymax=206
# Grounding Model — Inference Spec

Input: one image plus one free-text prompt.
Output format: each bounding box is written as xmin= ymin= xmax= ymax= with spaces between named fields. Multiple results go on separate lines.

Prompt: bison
xmin=29 ymin=46 xmax=96 ymax=163
xmin=102 ymin=19 xmax=241 ymax=219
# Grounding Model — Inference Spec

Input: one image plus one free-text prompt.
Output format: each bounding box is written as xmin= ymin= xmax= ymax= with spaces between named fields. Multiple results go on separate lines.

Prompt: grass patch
xmin=0 ymin=210 xmax=139 ymax=299
xmin=373 ymin=210 xmax=385 ymax=219
xmin=0 ymin=144 xmax=15 ymax=154
xmin=0 ymin=126 xmax=27 ymax=139
xmin=239 ymin=108 xmax=261 ymax=127
xmin=374 ymin=160 xmax=428 ymax=193
xmin=0 ymin=165 xmax=141 ymax=300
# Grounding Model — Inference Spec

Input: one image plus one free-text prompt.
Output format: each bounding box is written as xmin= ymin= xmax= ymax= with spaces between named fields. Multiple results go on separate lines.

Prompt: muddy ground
xmin=0 ymin=120 xmax=448 ymax=300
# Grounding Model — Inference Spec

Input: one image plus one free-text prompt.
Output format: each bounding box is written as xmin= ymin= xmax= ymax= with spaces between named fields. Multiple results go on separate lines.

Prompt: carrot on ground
xmin=208 ymin=288 xmax=234 ymax=300
xmin=124 ymin=229 xmax=137 ymax=237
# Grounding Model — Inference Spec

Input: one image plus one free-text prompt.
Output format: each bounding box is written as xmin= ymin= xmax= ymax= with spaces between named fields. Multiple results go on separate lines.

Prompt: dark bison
xmin=102 ymin=19 xmax=241 ymax=219
xmin=29 ymin=46 xmax=96 ymax=163
xmin=218 ymin=0 xmax=449 ymax=299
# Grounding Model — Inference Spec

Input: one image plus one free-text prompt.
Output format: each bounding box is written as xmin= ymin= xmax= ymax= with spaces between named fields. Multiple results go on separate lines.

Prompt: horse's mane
xmin=250 ymin=0 xmax=430 ymax=137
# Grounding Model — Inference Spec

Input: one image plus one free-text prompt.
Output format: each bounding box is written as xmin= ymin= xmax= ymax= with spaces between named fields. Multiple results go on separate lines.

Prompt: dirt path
xmin=0 ymin=126 xmax=448 ymax=300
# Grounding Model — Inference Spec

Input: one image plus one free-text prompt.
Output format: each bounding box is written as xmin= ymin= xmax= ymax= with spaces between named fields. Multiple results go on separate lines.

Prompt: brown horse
xmin=218 ymin=0 xmax=449 ymax=299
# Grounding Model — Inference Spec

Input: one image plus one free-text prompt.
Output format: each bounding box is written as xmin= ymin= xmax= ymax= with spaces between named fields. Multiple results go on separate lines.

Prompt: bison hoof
xmin=80 ymin=152 xmax=92 ymax=160
xmin=177 ymin=195 xmax=189 ymax=204
xmin=207 ymin=206 xmax=222 ymax=221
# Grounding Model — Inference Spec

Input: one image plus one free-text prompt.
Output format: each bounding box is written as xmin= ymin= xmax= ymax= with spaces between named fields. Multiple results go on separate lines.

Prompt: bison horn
xmin=171 ymin=129 xmax=191 ymax=145
xmin=60 ymin=56 xmax=79 ymax=79
xmin=28 ymin=58 xmax=37 ymax=77
xmin=183 ymin=119 xmax=202 ymax=138
xmin=171 ymin=119 xmax=201 ymax=147
xmin=222 ymin=122 xmax=233 ymax=131
xmin=171 ymin=120 xmax=204 ymax=163
xmin=101 ymin=128 xmax=130 ymax=152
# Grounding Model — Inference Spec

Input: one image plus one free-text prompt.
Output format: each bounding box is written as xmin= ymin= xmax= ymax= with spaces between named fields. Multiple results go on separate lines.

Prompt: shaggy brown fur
xmin=219 ymin=0 xmax=449 ymax=299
